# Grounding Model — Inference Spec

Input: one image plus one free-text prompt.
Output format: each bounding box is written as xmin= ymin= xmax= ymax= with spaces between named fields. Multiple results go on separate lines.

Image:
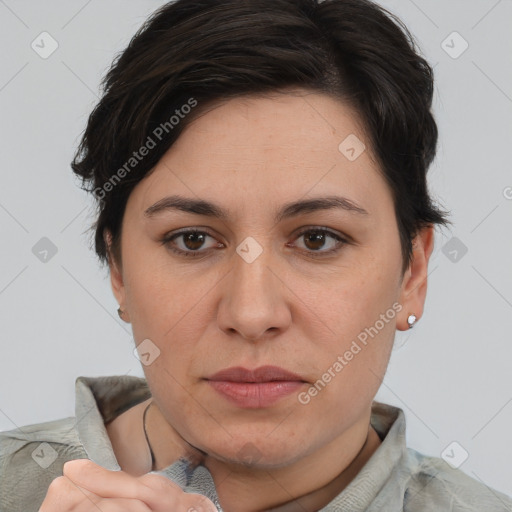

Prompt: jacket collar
xmin=73 ymin=374 xmax=407 ymax=511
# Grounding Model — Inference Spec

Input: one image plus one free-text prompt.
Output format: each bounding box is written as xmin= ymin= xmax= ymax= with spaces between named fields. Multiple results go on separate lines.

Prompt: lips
xmin=205 ymin=365 xmax=307 ymax=408
xmin=206 ymin=365 xmax=306 ymax=383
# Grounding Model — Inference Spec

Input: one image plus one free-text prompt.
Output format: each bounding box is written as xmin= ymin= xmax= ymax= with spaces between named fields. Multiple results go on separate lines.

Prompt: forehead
xmin=179 ymin=90 xmax=368 ymax=157
xmin=129 ymin=91 xmax=392 ymax=221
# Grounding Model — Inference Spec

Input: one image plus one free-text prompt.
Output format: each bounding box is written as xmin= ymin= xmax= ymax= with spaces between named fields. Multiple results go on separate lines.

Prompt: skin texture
xmin=107 ymin=89 xmax=434 ymax=512
xmin=39 ymin=458 xmax=218 ymax=511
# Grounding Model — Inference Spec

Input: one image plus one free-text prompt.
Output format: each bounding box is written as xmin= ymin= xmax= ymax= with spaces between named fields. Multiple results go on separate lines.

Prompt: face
xmin=110 ymin=89 xmax=431 ymax=468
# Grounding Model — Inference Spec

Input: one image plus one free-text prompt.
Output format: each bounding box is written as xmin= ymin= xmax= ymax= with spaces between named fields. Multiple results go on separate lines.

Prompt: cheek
xmin=143 ymin=368 xmax=200 ymax=437
xmin=299 ymin=256 xmax=400 ymax=399
xmin=125 ymin=262 xmax=215 ymax=383
xmin=311 ymin=257 xmax=400 ymax=341
xmin=297 ymin=312 xmax=396 ymax=434
xmin=123 ymin=251 xmax=188 ymax=333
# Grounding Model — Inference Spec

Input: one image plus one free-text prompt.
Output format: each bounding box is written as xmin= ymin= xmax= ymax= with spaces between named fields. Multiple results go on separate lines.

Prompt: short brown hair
xmin=71 ymin=0 xmax=451 ymax=274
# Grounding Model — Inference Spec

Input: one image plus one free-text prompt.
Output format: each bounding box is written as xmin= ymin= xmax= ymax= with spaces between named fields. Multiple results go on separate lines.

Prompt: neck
xmin=201 ymin=416 xmax=381 ymax=512
xmin=107 ymin=402 xmax=381 ymax=511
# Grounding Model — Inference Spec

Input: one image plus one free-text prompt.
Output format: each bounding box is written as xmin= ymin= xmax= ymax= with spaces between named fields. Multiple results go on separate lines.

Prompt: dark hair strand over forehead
xmin=71 ymin=0 xmax=451 ymax=275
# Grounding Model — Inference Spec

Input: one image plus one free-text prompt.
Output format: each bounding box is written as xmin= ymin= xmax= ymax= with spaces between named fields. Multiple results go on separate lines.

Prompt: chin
xmin=203 ymin=434 xmax=309 ymax=469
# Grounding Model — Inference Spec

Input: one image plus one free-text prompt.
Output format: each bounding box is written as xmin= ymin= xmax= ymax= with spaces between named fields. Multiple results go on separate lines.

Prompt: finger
xmin=63 ymin=460 xmax=187 ymax=509
xmin=39 ymin=475 xmax=102 ymax=511
xmin=83 ymin=498 xmax=152 ymax=512
xmin=137 ymin=472 xmax=184 ymax=493
xmin=137 ymin=473 xmax=214 ymax=512
xmin=182 ymin=492 xmax=218 ymax=512
xmin=63 ymin=460 xmax=155 ymax=501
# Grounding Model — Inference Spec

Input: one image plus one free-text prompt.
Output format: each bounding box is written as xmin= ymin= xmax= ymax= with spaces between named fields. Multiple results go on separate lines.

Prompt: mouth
xmin=206 ymin=365 xmax=307 ymax=383
xmin=205 ymin=365 xmax=307 ymax=408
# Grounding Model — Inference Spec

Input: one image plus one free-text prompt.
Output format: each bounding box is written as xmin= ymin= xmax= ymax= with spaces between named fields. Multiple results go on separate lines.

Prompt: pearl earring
xmin=407 ymin=314 xmax=417 ymax=329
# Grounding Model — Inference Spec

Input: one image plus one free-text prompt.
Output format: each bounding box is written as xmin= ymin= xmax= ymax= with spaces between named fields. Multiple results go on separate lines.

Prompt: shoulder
xmin=403 ymin=447 xmax=512 ymax=511
xmin=0 ymin=416 xmax=88 ymax=512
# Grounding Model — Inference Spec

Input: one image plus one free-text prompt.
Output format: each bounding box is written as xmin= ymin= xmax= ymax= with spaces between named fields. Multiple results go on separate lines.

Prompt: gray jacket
xmin=1 ymin=375 xmax=511 ymax=511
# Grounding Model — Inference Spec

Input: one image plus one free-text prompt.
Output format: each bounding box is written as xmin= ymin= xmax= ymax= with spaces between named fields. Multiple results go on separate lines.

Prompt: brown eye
xmin=181 ymin=232 xmax=208 ymax=251
xmin=161 ymin=227 xmax=348 ymax=259
xmin=293 ymin=228 xmax=348 ymax=256
xmin=161 ymin=229 xmax=221 ymax=258
xmin=303 ymin=231 xmax=328 ymax=251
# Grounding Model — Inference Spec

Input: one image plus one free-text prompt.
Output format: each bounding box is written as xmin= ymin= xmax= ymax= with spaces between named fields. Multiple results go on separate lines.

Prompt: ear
xmin=105 ymin=229 xmax=131 ymax=323
xmin=396 ymin=225 xmax=435 ymax=331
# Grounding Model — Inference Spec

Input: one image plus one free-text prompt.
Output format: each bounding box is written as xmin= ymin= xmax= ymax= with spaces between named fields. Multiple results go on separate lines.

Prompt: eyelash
xmin=160 ymin=227 xmax=349 ymax=259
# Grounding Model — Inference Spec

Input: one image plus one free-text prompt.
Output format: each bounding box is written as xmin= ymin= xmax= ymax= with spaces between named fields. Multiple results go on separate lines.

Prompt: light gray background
xmin=1 ymin=0 xmax=511 ymax=500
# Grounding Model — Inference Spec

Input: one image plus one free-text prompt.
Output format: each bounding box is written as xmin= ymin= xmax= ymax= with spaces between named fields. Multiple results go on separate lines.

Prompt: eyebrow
xmin=144 ymin=194 xmax=369 ymax=222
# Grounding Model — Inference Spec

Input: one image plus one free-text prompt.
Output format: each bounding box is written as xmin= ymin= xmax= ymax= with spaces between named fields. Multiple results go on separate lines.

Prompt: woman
xmin=1 ymin=0 xmax=511 ymax=510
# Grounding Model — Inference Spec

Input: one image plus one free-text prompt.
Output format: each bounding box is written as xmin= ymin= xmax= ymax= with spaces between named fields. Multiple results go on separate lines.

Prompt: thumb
xmin=183 ymin=492 xmax=219 ymax=512
xmin=62 ymin=459 xmax=152 ymax=500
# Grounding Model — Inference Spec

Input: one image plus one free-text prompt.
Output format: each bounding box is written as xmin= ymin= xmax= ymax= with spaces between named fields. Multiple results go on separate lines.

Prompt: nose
xmin=216 ymin=245 xmax=292 ymax=342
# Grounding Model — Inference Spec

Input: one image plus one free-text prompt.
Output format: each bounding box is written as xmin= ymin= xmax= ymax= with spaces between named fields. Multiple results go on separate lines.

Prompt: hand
xmin=39 ymin=459 xmax=217 ymax=512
